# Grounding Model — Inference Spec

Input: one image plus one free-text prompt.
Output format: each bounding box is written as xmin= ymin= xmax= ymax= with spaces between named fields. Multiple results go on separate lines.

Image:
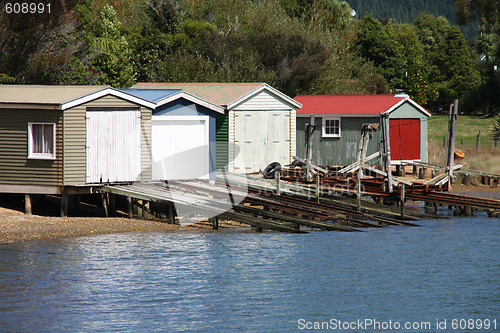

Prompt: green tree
xmin=414 ymin=12 xmax=481 ymax=111
xmin=455 ymin=0 xmax=500 ymax=114
xmin=88 ymin=4 xmax=135 ymax=87
xmin=492 ymin=114 xmax=500 ymax=141
xmin=354 ymin=15 xmax=404 ymax=88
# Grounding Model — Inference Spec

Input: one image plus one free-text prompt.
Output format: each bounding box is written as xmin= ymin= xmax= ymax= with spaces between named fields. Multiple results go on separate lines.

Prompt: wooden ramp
xmin=98 ymin=182 xmax=361 ymax=233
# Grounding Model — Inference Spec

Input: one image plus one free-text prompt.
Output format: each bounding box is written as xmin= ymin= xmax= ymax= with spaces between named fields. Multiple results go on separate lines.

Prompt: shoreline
xmin=1 ymin=183 xmax=499 ymax=244
xmin=0 ymin=206 xmax=247 ymax=245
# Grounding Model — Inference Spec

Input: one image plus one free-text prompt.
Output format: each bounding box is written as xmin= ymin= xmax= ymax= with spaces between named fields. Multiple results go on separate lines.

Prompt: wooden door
xmin=389 ymin=118 xmax=420 ymax=161
xmin=86 ymin=110 xmax=141 ymax=183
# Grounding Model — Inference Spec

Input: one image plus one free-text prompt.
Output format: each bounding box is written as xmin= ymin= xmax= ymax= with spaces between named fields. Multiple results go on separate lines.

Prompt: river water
xmin=0 ymin=217 xmax=498 ymax=332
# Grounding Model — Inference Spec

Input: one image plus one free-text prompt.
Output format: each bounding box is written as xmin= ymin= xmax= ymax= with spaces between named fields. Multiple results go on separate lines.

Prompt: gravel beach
xmin=0 ymin=206 xmax=182 ymax=245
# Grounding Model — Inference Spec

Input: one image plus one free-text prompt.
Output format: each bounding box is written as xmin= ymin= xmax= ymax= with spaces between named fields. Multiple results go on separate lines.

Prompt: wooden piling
xmin=24 ymin=194 xmax=32 ymax=215
xmin=168 ymin=204 xmax=175 ymax=224
xmin=400 ymin=184 xmax=405 ymax=220
xmin=316 ymin=174 xmax=320 ymax=203
xmin=211 ymin=216 xmax=219 ymax=230
xmin=462 ymin=174 xmax=470 ymax=186
xmin=126 ymin=196 xmax=133 ymax=218
xmin=61 ymin=193 xmax=69 ymax=217
xmin=102 ymin=193 xmax=109 ymax=217
xmin=275 ymin=171 xmax=281 ymax=195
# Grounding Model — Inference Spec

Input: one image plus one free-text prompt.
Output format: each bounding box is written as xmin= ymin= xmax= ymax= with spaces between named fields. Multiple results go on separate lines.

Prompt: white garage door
xmin=152 ymin=116 xmax=209 ymax=180
xmin=86 ymin=110 xmax=141 ymax=183
xmin=234 ymin=111 xmax=291 ymax=173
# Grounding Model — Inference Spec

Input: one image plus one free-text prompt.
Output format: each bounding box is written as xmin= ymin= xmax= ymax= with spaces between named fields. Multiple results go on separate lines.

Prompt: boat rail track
xmin=94 ymin=168 xmax=499 ymax=233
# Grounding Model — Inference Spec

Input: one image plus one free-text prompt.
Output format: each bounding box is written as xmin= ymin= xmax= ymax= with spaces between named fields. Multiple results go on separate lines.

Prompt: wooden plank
xmin=219 ymin=211 xmax=308 ymax=233
xmin=233 ymin=204 xmax=361 ymax=232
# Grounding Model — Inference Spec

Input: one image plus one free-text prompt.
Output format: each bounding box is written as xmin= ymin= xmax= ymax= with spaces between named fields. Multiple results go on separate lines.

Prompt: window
xmin=28 ymin=122 xmax=56 ymax=160
xmin=322 ymin=117 xmax=341 ymax=138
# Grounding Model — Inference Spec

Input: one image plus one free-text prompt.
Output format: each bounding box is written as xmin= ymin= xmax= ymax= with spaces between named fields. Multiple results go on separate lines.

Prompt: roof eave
xmin=61 ymin=87 xmax=156 ymax=110
xmin=155 ymin=91 xmax=225 ymax=114
xmin=383 ymin=96 xmax=432 ymax=117
xmin=227 ymin=83 xmax=302 ymax=109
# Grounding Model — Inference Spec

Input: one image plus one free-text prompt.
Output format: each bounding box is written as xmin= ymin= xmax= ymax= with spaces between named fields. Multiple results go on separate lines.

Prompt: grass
xmin=428 ymin=114 xmax=500 ymax=175
xmin=427 ymin=114 xmax=498 ymax=150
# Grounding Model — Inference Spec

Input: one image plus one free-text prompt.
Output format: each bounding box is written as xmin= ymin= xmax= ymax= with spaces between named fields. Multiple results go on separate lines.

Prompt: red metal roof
xmin=294 ymin=94 xmax=410 ymax=116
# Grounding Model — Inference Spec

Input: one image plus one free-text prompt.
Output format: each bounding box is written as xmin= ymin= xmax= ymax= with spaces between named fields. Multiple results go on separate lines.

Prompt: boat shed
xmin=134 ymin=83 xmax=302 ymax=173
xmin=0 ymin=85 xmax=155 ymax=195
xmin=294 ymin=94 xmax=431 ymax=166
xmin=121 ymin=89 xmax=225 ymax=181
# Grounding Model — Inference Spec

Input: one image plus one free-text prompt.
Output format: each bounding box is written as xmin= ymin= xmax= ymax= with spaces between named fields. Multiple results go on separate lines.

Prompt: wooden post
xmin=418 ymin=167 xmax=425 ymax=179
xmin=462 ymin=174 xmax=470 ymax=186
xmin=305 ymin=115 xmax=315 ymax=182
xmin=168 ymin=204 xmax=175 ymax=224
xmin=212 ymin=216 xmax=219 ymax=230
xmin=142 ymin=201 xmax=149 ymax=219
xmin=24 ymin=194 xmax=32 ymax=215
xmin=275 ymin=171 xmax=281 ymax=195
xmin=102 ymin=193 xmax=109 ymax=217
xmin=476 ymin=130 xmax=481 ymax=150
xmin=127 ymin=196 xmax=133 ymax=218
xmin=380 ymin=114 xmax=393 ymax=192
xmin=132 ymin=198 xmax=139 ymax=217
xmin=60 ymin=193 xmax=69 ymax=217
xmin=74 ymin=194 xmax=81 ymax=214
xmin=446 ymin=100 xmax=458 ymax=190
xmin=400 ymin=183 xmax=405 ymax=220
xmin=316 ymin=174 xmax=320 ymax=203
xmin=108 ymin=193 xmax=116 ymax=216
xmin=357 ymin=177 xmax=362 ymax=212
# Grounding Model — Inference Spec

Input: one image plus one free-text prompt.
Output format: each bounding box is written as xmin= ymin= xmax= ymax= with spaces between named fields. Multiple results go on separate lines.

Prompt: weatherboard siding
xmin=388 ymin=103 xmax=429 ymax=162
xmin=215 ymin=112 xmax=229 ymax=170
xmin=232 ymin=90 xmax=293 ymax=111
xmin=290 ymin=110 xmax=296 ymax=162
xmin=63 ymin=95 xmax=152 ymax=186
xmin=0 ymin=109 xmax=63 ymax=186
xmin=296 ymin=116 xmax=381 ymax=166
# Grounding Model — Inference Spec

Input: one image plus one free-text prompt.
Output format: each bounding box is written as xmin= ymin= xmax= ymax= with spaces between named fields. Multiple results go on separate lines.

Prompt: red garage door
xmin=389 ymin=119 xmax=420 ymax=160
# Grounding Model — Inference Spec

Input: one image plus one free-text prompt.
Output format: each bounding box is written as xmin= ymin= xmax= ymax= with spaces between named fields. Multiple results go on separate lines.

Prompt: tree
xmin=455 ymin=0 xmax=500 ymax=114
xmin=414 ymin=12 xmax=481 ymax=111
xmin=492 ymin=114 xmax=500 ymax=141
xmin=0 ymin=0 xmax=77 ymax=82
xmin=354 ymin=15 xmax=404 ymax=88
xmin=87 ymin=4 xmax=135 ymax=87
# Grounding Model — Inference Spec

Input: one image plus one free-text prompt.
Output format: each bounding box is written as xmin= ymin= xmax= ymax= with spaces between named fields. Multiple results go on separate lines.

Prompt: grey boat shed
xmin=0 ymin=85 xmax=155 ymax=197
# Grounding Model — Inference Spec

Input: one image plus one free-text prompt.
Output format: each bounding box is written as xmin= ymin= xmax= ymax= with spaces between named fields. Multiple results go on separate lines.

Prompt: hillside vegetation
xmin=346 ymin=0 xmax=478 ymax=40
xmin=0 ymin=0 xmax=498 ymax=115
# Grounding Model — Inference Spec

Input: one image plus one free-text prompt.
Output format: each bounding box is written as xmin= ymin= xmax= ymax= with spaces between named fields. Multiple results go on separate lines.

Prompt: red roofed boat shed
xmin=294 ymin=94 xmax=431 ymax=166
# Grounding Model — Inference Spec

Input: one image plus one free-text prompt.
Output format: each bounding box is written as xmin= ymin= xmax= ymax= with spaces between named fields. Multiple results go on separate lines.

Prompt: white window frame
xmin=28 ymin=122 xmax=56 ymax=160
xmin=322 ymin=117 xmax=341 ymax=138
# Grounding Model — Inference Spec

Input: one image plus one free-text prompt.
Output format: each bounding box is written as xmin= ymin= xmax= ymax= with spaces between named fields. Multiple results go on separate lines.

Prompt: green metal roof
xmin=0 ymin=85 xmax=108 ymax=105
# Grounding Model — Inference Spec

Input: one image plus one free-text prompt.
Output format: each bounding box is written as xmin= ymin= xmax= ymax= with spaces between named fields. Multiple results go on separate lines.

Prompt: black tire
xmin=263 ymin=162 xmax=282 ymax=179
xmin=289 ymin=159 xmax=304 ymax=168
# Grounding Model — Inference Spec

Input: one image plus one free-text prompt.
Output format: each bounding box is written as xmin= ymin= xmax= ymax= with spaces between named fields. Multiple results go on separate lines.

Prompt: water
xmin=0 ymin=218 xmax=498 ymax=332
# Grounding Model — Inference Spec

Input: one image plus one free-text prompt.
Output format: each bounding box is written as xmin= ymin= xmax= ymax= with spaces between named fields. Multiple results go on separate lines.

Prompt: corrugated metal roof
xmin=133 ymin=83 xmax=264 ymax=106
xmin=120 ymin=88 xmax=181 ymax=102
xmin=0 ymin=85 xmax=108 ymax=105
xmin=294 ymin=95 xmax=409 ymax=115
